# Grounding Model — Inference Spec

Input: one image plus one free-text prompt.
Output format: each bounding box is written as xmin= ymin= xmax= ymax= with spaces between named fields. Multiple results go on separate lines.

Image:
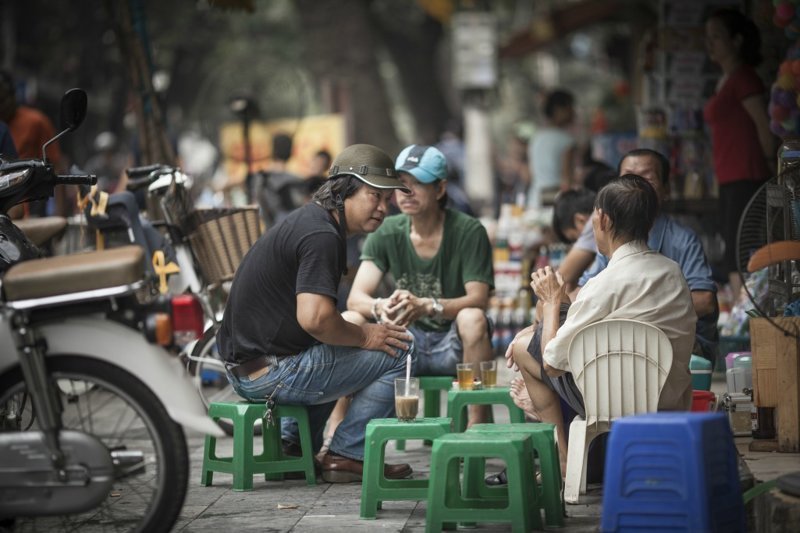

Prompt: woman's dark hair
xmin=707 ymin=8 xmax=762 ymax=66
xmin=618 ymin=148 xmax=670 ymax=186
xmin=594 ymin=174 xmax=659 ymax=243
xmin=311 ymin=175 xmax=366 ymax=210
xmin=543 ymin=89 xmax=574 ymax=119
xmin=552 ymin=188 xmax=596 ymax=244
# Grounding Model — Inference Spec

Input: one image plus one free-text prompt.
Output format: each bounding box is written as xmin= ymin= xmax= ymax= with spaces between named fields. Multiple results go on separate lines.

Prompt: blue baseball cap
xmin=395 ymin=144 xmax=448 ymax=184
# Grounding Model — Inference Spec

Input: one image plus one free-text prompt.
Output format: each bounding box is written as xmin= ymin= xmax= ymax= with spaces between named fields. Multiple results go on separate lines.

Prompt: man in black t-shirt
xmin=217 ymin=144 xmax=415 ymax=483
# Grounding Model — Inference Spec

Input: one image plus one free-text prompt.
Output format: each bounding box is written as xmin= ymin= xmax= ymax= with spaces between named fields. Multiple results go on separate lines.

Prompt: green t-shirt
xmin=361 ymin=208 xmax=494 ymax=332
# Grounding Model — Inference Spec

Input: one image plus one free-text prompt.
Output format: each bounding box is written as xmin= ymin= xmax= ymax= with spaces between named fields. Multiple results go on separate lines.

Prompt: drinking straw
xmin=405 ymin=352 xmax=411 ymax=395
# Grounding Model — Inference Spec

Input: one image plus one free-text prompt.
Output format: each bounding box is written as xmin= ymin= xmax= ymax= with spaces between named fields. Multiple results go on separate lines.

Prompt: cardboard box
xmin=749 ymin=317 xmax=800 ymax=452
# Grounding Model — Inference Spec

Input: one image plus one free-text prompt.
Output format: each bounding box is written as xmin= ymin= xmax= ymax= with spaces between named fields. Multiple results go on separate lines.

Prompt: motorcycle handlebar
xmin=57 ymin=174 xmax=97 ymax=186
xmin=126 ymin=164 xmax=168 ymax=179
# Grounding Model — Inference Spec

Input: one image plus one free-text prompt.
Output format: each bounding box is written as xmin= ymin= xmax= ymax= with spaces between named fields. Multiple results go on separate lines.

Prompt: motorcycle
xmin=0 ymin=88 xmax=223 ymax=532
xmin=85 ymin=163 xmax=261 ymax=435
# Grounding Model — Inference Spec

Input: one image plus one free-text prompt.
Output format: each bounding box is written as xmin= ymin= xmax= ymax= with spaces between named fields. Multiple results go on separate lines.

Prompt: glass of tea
xmin=480 ymin=360 xmax=497 ymax=388
xmin=456 ymin=363 xmax=474 ymax=390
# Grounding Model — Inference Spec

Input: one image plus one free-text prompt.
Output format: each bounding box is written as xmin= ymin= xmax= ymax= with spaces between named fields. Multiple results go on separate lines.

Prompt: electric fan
xmin=736 ymin=166 xmax=800 ymax=338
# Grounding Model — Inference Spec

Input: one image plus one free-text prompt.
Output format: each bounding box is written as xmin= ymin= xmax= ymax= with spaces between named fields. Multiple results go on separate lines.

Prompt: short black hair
xmin=552 ymin=188 xmax=596 ymax=244
xmin=594 ymin=174 xmax=659 ymax=243
xmin=272 ymin=133 xmax=293 ymax=162
xmin=619 ymin=148 xmax=670 ymax=186
xmin=707 ymin=8 xmax=762 ymax=66
xmin=311 ymin=175 xmax=366 ymax=210
xmin=543 ymin=89 xmax=574 ymax=119
xmin=582 ymin=161 xmax=615 ymax=192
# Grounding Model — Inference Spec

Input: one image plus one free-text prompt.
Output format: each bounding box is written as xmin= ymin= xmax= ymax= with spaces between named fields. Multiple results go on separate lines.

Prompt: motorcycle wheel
xmin=0 ymin=356 xmax=188 ymax=533
xmin=188 ymin=324 xmax=261 ymax=436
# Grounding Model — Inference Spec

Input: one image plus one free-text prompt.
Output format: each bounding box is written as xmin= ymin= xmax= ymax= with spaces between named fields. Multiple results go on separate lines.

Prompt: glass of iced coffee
xmin=395 ymin=377 xmax=419 ymax=422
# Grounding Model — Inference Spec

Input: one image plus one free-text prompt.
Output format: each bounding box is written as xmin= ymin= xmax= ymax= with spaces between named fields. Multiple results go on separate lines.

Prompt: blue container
xmin=689 ymin=354 xmax=713 ymax=391
xmin=601 ymin=412 xmax=745 ymax=533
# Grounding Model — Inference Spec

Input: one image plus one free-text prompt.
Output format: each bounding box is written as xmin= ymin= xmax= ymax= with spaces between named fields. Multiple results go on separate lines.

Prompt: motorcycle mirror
xmin=42 ymin=88 xmax=88 ymax=162
xmin=59 ymin=88 xmax=88 ymax=132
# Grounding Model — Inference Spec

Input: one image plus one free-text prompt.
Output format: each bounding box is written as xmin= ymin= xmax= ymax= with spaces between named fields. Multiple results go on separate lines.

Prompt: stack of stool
xmin=464 ymin=422 xmax=563 ymax=527
xmin=446 ymin=386 xmax=525 ymax=432
xmin=427 ymin=432 xmax=542 ymax=532
xmin=201 ymin=401 xmax=316 ymax=491
xmin=396 ymin=376 xmax=452 ymax=451
xmin=360 ymin=417 xmax=451 ymax=519
xmin=601 ymin=412 xmax=745 ymax=532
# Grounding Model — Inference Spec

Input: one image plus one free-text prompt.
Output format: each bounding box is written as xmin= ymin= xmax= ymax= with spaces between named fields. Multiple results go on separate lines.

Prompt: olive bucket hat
xmin=328 ymin=144 xmax=410 ymax=193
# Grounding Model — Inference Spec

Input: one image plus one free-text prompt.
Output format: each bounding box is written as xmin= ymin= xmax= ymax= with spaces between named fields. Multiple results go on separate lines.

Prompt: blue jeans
xmin=225 ymin=342 xmax=415 ymax=460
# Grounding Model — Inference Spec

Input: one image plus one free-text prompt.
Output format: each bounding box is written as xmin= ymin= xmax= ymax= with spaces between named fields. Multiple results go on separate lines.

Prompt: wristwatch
xmin=431 ymin=297 xmax=444 ymax=320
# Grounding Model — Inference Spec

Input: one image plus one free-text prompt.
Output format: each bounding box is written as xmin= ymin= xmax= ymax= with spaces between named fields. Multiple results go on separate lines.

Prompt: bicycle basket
xmin=187 ymin=207 xmax=262 ymax=286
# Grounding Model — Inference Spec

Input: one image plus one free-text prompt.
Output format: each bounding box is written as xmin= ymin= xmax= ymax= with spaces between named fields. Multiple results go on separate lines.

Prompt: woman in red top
xmin=704 ymin=8 xmax=776 ymax=295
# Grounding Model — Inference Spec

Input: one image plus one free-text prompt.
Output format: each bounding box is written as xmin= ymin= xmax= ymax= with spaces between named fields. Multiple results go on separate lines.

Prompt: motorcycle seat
xmin=3 ymin=245 xmax=144 ymax=301
xmin=14 ymin=216 xmax=68 ymax=247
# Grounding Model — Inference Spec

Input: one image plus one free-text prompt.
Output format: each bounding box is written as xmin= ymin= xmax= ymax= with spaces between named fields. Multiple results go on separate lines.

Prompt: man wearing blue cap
xmin=347 ymin=144 xmax=495 ymax=425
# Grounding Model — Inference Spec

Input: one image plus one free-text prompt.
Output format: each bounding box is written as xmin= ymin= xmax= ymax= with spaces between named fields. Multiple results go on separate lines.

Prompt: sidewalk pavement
xmin=172 ymin=367 xmax=797 ymax=532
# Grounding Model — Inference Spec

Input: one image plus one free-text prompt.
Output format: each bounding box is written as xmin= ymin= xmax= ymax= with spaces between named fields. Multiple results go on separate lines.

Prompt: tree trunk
xmin=377 ymin=13 xmax=450 ymax=145
xmin=294 ymin=0 xmax=399 ymax=153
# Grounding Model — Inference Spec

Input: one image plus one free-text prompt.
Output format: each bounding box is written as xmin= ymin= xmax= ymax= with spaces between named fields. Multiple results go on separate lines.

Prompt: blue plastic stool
xmin=601 ymin=412 xmax=745 ymax=532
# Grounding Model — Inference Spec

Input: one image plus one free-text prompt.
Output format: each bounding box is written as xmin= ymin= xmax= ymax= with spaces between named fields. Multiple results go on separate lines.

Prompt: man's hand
xmin=382 ymin=289 xmax=429 ymax=327
xmin=360 ymin=322 xmax=412 ymax=357
xmin=530 ymin=266 xmax=566 ymax=305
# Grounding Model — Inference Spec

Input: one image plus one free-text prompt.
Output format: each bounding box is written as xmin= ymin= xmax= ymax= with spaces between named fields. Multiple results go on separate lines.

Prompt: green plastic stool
xmin=396 ymin=376 xmax=453 ymax=451
xmin=426 ymin=432 xmax=542 ymax=532
xmin=446 ymin=387 xmax=525 ymax=432
xmin=360 ymin=417 xmax=452 ymax=520
xmin=201 ymin=401 xmax=316 ymax=491
xmin=465 ymin=422 xmax=563 ymax=527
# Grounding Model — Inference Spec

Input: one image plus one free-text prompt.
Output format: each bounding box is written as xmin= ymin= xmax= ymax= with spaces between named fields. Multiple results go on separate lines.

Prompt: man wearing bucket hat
xmin=347 ymin=144 xmax=495 ymax=426
xmin=217 ymin=143 xmax=415 ymax=483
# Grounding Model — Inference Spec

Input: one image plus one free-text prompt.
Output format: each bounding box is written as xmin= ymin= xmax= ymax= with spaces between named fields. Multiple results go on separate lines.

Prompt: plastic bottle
xmin=778 ymin=137 xmax=800 ymax=178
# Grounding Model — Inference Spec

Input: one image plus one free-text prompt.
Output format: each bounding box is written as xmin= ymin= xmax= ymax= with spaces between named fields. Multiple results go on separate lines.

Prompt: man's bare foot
xmin=509 ymin=377 xmax=540 ymax=422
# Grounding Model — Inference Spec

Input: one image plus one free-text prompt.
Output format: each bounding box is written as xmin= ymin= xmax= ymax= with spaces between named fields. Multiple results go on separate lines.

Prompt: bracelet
xmin=371 ymin=298 xmax=383 ymax=323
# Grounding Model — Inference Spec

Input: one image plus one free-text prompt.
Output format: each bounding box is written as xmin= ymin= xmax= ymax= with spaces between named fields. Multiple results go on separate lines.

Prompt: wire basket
xmin=187 ymin=207 xmax=262 ymax=286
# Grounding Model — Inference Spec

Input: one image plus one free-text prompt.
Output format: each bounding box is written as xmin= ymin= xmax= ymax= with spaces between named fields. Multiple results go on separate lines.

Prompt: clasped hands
xmin=375 ymin=289 xmax=430 ymax=327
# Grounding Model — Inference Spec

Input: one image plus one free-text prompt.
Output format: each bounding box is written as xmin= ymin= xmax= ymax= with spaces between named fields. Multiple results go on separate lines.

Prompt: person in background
xmin=84 ymin=131 xmax=128 ymax=193
xmin=217 ymin=144 xmax=414 ymax=483
xmin=508 ymin=174 xmax=696 ymax=476
xmin=0 ymin=120 xmax=17 ymax=159
xmin=577 ymin=149 xmax=719 ymax=365
xmin=347 ymin=144 xmax=495 ymax=426
xmin=505 ymin=149 xmax=719 ymax=432
xmin=704 ymin=8 xmax=776 ymax=297
xmin=250 ymin=132 xmax=305 ymax=227
xmin=551 ymin=188 xmax=598 ymax=294
xmin=528 ymin=89 xmax=577 ymax=208
xmin=0 ymin=70 xmax=68 ymax=217
xmin=305 ymin=149 xmax=332 ymax=197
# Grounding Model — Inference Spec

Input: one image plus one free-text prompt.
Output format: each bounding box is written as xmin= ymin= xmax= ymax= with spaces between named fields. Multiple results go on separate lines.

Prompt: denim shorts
xmin=526 ymin=303 xmax=586 ymax=418
xmin=409 ymin=315 xmax=493 ymax=376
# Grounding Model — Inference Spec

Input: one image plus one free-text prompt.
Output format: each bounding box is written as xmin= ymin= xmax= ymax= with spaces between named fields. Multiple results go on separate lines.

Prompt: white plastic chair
xmin=563 ymin=319 xmax=673 ymax=503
